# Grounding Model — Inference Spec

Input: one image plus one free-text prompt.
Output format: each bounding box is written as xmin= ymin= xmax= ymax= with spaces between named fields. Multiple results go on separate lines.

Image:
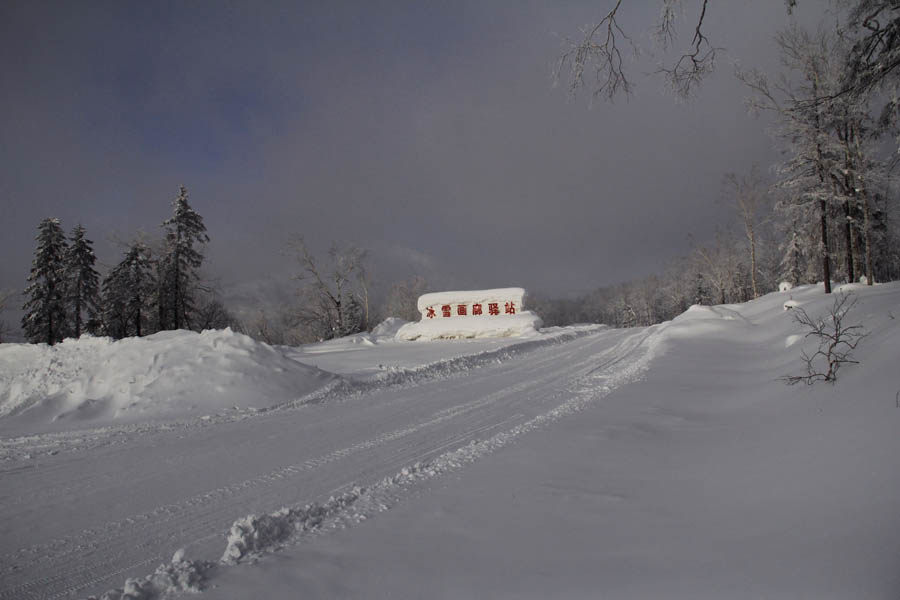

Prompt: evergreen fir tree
xmin=338 ymin=293 xmax=365 ymax=337
xmin=22 ymin=218 xmax=69 ymax=344
xmin=102 ymin=243 xmax=153 ymax=338
xmin=693 ymin=272 xmax=710 ymax=306
xmin=160 ymin=186 xmax=208 ymax=330
xmin=780 ymin=229 xmax=804 ymax=285
xmin=65 ymin=225 xmax=101 ymax=337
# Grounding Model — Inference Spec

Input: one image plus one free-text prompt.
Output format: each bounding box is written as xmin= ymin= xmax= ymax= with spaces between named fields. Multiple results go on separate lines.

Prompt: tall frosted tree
xmin=160 ymin=186 xmax=208 ymax=330
xmin=22 ymin=218 xmax=69 ymax=344
xmin=102 ymin=243 xmax=154 ymax=338
xmin=65 ymin=225 xmax=101 ymax=337
xmin=779 ymin=227 xmax=805 ymax=286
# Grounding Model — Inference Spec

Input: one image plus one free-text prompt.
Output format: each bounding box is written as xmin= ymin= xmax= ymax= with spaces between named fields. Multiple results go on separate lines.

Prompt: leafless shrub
xmin=782 ymin=292 xmax=867 ymax=385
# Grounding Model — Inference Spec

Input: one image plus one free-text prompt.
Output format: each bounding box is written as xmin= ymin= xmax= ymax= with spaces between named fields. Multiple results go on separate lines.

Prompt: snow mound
xmin=395 ymin=312 xmax=543 ymax=341
xmin=0 ymin=328 xmax=334 ymax=427
xmin=222 ymin=488 xmax=364 ymax=563
xmin=370 ymin=317 xmax=408 ymax=338
xmin=88 ymin=550 xmax=213 ymax=600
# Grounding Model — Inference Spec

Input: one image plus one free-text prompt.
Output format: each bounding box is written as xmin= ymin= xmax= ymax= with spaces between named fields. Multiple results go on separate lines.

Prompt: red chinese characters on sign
xmin=424 ymin=299 xmax=522 ymax=319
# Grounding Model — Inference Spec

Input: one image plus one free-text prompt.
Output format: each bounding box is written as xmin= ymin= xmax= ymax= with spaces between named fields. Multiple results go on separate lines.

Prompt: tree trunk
xmin=748 ymin=224 xmax=758 ymax=299
xmin=73 ymin=281 xmax=82 ymax=338
xmin=863 ymin=191 xmax=873 ymax=284
xmin=820 ymin=199 xmax=832 ymax=294
xmin=843 ymin=198 xmax=855 ymax=283
xmin=134 ymin=296 xmax=142 ymax=337
xmin=173 ymin=255 xmax=181 ymax=331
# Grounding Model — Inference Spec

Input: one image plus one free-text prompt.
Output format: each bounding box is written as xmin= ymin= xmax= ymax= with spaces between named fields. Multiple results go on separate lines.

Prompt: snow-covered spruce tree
xmin=160 ymin=186 xmax=209 ymax=330
xmin=779 ymin=227 xmax=805 ymax=286
xmin=65 ymin=225 xmax=101 ymax=337
xmin=102 ymin=243 xmax=154 ymax=338
xmin=22 ymin=218 xmax=69 ymax=344
xmin=154 ymin=252 xmax=171 ymax=333
xmin=338 ymin=293 xmax=364 ymax=337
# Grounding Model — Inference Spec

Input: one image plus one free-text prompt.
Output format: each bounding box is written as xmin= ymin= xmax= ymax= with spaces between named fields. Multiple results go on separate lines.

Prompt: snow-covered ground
xmin=1 ymin=283 xmax=899 ymax=599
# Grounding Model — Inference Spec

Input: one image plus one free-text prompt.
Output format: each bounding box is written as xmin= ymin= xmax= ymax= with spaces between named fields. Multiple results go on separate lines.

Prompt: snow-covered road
xmin=0 ymin=326 xmax=658 ymax=599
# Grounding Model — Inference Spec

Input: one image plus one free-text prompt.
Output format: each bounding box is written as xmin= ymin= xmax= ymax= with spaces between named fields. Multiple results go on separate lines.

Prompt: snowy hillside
xmin=0 ymin=283 xmax=898 ymax=599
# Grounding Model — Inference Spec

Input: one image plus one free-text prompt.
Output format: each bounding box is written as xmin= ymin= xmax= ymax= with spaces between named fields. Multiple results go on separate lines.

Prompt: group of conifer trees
xmin=21 ymin=186 xmax=212 ymax=345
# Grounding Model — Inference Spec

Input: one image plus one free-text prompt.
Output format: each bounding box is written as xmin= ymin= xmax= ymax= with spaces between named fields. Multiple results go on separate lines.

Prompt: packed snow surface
xmin=395 ymin=312 xmax=544 ymax=341
xmin=1 ymin=282 xmax=899 ymax=599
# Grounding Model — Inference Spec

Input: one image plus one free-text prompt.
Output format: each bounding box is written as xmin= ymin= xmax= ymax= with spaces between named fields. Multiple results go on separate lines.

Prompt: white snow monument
xmin=395 ymin=287 xmax=543 ymax=340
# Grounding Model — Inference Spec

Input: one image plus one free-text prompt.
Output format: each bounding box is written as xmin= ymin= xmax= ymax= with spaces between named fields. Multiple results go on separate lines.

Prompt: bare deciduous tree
xmin=725 ymin=165 xmax=771 ymax=298
xmin=289 ymin=237 xmax=369 ymax=340
xmin=382 ymin=276 xmax=428 ymax=322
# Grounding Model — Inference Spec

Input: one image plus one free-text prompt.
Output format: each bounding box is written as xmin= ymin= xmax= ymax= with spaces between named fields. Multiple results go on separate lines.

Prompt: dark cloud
xmin=1 ymin=1 xmax=820 ymax=332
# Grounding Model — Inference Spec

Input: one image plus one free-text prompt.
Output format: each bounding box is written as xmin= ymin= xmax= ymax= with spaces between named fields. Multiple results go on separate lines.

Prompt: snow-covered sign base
xmin=395 ymin=288 xmax=542 ymax=341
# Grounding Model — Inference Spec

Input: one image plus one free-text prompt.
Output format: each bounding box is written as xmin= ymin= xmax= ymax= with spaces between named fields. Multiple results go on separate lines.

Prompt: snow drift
xmin=0 ymin=328 xmax=334 ymax=428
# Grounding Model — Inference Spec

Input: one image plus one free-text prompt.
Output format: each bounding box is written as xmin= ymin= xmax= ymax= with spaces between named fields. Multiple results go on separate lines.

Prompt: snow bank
xmin=396 ymin=288 xmax=542 ymax=340
xmin=88 ymin=550 xmax=213 ymax=600
xmin=222 ymin=488 xmax=364 ymax=563
xmin=0 ymin=328 xmax=334 ymax=428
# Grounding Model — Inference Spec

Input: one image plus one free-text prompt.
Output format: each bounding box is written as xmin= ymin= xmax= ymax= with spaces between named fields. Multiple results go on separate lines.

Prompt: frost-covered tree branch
xmin=554 ymin=0 xmax=719 ymax=102
xmin=655 ymin=0 xmax=719 ymax=99
xmin=553 ymin=0 xmax=634 ymax=102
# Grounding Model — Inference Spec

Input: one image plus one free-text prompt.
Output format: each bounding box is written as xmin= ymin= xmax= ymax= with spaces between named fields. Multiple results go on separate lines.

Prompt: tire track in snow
xmin=0 ymin=329 xmax=623 ymax=600
xmin=0 ymin=327 xmax=602 ymax=467
xmin=215 ymin=325 xmax=661 ymax=568
xmin=0 ymin=334 xmax=587 ymax=579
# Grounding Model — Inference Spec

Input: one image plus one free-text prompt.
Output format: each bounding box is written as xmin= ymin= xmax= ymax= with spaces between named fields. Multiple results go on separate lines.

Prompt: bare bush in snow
xmin=782 ymin=293 xmax=867 ymax=385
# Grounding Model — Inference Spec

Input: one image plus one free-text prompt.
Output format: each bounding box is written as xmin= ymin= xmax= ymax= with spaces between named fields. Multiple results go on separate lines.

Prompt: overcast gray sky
xmin=1 ymin=1 xmax=823 ymax=326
